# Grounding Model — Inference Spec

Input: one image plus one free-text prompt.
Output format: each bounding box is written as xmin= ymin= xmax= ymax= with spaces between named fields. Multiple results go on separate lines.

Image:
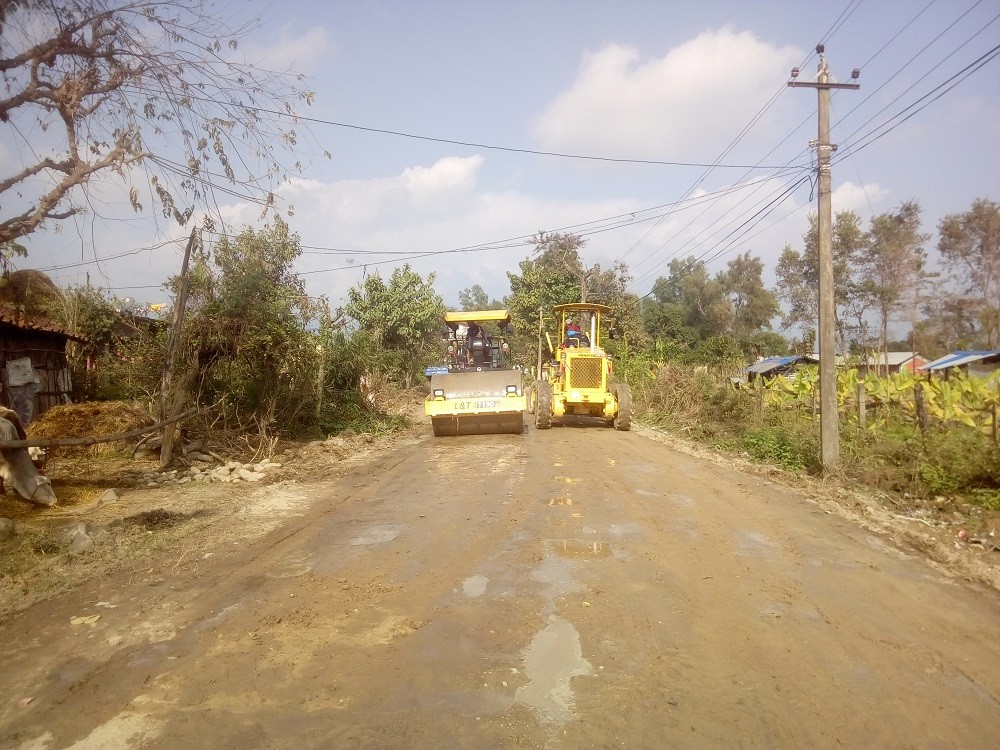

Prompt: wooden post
xmin=158 ymin=229 xmax=197 ymax=468
xmin=315 ymin=345 xmax=325 ymax=421
xmin=857 ymin=379 xmax=866 ymax=431
xmin=914 ymin=380 xmax=928 ymax=434
xmin=992 ymin=403 xmax=998 ymax=446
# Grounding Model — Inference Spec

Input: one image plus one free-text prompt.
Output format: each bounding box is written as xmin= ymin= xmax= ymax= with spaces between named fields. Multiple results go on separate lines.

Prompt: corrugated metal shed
xmin=746 ymin=355 xmax=818 ymax=377
xmin=921 ymin=350 xmax=1000 ymax=372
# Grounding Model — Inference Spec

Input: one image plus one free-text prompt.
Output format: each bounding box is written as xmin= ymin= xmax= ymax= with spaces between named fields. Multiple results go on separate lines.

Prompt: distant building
xmin=857 ymin=351 xmax=928 ymax=377
xmin=745 ymin=354 xmax=819 ymax=382
xmin=919 ymin=350 xmax=1000 ymax=380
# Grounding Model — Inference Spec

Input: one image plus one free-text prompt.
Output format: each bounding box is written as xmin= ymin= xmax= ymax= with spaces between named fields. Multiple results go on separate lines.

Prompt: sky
xmin=9 ymin=0 xmax=1000 ymax=322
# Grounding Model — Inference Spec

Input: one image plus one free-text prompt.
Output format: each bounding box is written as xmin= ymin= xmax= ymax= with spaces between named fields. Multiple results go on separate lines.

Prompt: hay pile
xmin=27 ymin=401 xmax=155 ymax=456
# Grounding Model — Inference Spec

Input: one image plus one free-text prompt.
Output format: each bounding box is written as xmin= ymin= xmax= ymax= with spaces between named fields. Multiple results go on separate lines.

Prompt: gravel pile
xmin=135 ymin=458 xmax=282 ymax=486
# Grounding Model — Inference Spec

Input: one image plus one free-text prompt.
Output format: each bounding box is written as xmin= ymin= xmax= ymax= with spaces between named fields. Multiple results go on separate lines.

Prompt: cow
xmin=0 ymin=406 xmax=57 ymax=507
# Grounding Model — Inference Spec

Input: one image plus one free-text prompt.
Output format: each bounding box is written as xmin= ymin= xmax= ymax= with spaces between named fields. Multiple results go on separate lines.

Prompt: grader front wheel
xmin=613 ymin=383 xmax=633 ymax=431
xmin=534 ymin=380 xmax=552 ymax=430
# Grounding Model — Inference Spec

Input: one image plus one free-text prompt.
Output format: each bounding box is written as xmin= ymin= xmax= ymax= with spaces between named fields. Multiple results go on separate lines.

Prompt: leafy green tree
xmin=457 ymin=284 xmax=502 ymax=311
xmin=643 ymin=252 xmax=781 ymax=361
xmin=505 ymin=231 xmax=643 ymax=350
xmin=645 ymin=257 xmax=731 ymax=341
xmin=345 ymin=265 xmax=445 ymax=381
xmin=775 ymin=211 xmax=865 ymax=349
xmin=856 ymin=201 xmax=929 ymax=358
xmin=937 ymin=198 xmax=1000 ymax=348
xmin=719 ymin=252 xmax=779 ymax=338
xmin=179 ymin=217 xmax=326 ymax=427
xmin=913 ymin=296 xmax=986 ymax=358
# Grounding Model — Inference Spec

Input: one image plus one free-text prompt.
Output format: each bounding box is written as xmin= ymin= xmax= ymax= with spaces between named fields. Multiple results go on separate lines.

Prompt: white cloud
xmin=403 ymin=156 xmax=483 ymax=192
xmin=832 ymin=180 xmax=889 ymax=215
xmin=240 ymin=24 xmax=330 ymax=74
xmin=535 ymin=28 xmax=800 ymax=157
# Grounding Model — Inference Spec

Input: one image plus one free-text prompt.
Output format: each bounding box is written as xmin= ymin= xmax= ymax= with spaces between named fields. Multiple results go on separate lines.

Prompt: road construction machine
xmin=528 ymin=302 xmax=632 ymax=430
xmin=424 ymin=309 xmax=526 ymax=436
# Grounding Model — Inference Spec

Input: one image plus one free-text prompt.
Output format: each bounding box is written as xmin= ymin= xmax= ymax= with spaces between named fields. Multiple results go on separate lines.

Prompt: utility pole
xmin=788 ymin=45 xmax=859 ymax=471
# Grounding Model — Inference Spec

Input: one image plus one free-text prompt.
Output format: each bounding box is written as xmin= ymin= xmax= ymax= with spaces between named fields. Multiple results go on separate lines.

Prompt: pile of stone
xmin=136 ymin=458 xmax=282 ymax=487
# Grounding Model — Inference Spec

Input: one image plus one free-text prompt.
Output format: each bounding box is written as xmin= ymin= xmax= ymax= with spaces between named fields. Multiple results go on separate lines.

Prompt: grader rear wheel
xmin=534 ymin=380 xmax=552 ymax=430
xmin=613 ymin=383 xmax=632 ymax=431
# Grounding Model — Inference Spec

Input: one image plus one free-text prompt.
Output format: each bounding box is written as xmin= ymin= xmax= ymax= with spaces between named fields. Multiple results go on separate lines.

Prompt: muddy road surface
xmin=2 ymin=422 xmax=1000 ymax=749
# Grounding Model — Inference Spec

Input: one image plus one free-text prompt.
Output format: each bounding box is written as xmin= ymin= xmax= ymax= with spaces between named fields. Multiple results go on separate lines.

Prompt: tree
xmin=775 ymin=211 xmax=865 ymax=349
xmin=856 ymin=200 xmax=929 ymax=359
xmin=642 ymin=252 xmax=780 ymax=361
xmin=0 ymin=0 xmax=312 ymax=257
xmin=505 ymin=231 xmax=643 ymax=347
xmin=719 ymin=251 xmax=779 ymax=339
xmin=937 ymin=198 xmax=1000 ymax=348
xmin=182 ymin=217 xmax=326 ymax=426
xmin=457 ymin=284 xmax=502 ymax=311
xmin=345 ymin=265 xmax=445 ymax=381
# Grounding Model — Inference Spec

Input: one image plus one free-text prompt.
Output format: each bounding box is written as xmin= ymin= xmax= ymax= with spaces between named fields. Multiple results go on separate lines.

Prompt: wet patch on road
xmin=462 ymin=575 xmax=489 ymax=598
xmin=349 ymin=524 xmax=406 ymax=546
xmin=552 ymin=540 xmax=613 ymax=559
xmin=266 ymin=550 xmax=314 ymax=578
xmin=666 ymin=493 xmax=695 ymax=508
xmin=515 ymin=615 xmax=593 ymax=725
xmin=734 ymin=529 xmax=779 ymax=557
xmin=531 ymin=554 xmax=584 ymax=600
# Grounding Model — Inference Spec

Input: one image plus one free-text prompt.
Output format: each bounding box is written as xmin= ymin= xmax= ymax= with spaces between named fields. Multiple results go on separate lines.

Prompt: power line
xmin=835 ymin=42 xmax=1000 ymax=161
xmin=164 ymin=91 xmax=792 ymax=170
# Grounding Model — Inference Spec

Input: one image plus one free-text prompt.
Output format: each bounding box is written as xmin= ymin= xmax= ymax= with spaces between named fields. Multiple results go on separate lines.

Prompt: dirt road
xmin=2 ymin=421 xmax=1000 ymax=749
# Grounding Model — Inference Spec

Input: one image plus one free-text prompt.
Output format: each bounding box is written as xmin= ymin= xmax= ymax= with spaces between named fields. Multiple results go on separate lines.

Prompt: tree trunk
xmin=158 ymin=229 xmax=196 ymax=467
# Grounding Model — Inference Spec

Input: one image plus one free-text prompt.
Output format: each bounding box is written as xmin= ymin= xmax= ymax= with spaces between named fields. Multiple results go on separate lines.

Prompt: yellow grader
xmin=424 ymin=310 xmax=526 ymax=436
xmin=528 ymin=302 xmax=632 ymax=430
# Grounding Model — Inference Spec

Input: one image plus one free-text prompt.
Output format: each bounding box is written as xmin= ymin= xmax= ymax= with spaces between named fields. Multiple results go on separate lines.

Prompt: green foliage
xmin=741 ymin=426 xmax=812 ymax=473
xmin=457 ymin=284 xmax=502 ymax=311
xmin=76 ymin=329 xmax=166 ymax=402
xmin=59 ymin=285 xmax=121 ymax=360
xmin=345 ymin=264 xmax=445 ymax=382
xmin=174 ymin=218 xmax=330 ymax=430
xmin=936 ymin=198 xmax=1000 ymax=348
xmin=968 ymin=489 xmax=1000 ymax=511
xmin=775 ymin=211 xmax=864 ymax=346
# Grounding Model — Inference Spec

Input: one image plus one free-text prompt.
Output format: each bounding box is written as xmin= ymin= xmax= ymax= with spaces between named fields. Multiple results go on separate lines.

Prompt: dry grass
xmin=27 ymin=400 xmax=155 ymax=457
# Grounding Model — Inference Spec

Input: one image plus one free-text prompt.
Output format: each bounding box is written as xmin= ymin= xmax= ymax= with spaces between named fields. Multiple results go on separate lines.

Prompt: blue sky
xmin=13 ymin=0 xmax=1000 ymax=318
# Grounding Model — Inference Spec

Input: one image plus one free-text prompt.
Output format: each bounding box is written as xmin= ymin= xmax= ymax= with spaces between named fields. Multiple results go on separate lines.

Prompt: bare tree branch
xmin=0 ymin=0 xmax=313 ymax=251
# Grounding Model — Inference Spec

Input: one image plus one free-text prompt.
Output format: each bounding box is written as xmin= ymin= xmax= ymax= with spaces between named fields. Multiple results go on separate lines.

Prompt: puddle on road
xmin=349 ymin=524 xmax=406 ymax=546
xmin=531 ymin=555 xmax=584 ymax=599
xmin=266 ymin=551 xmax=313 ymax=579
xmin=462 ymin=575 xmax=489 ymax=598
xmin=515 ymin=615 xmax=593 ymax=725
xmin=634 ymin=488 xmax=660 ymax=498
xmin=552 ymin=539 xmax=613 ymax=559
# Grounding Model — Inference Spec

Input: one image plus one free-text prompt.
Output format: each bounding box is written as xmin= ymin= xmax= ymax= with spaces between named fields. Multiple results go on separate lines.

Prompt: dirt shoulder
xmin=0 ymin=418 xmax=427 ymax=622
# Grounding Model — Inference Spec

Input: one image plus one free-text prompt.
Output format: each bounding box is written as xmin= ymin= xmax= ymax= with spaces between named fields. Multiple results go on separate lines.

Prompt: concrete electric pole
xmin=788 ymin=45 xmax=859 ymax=471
